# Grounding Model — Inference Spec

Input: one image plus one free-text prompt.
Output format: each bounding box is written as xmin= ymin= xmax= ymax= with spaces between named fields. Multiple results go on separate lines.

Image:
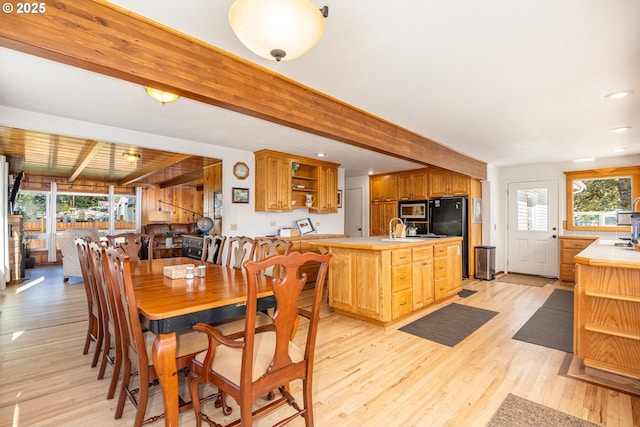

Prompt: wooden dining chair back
xmin=188 ymin=251 xmax=332 ymax=427
xmin=102 ymin=247 xmax=209 ymax=427
xmin=75 ymin=237 xmax=102 ymax=367
xmin=255 ymin=238 xmax=293 ymax=278
xmin=86 ymin=241 xmax=122 ymax=400
xmin=106 ymin=233 xmax=155 ymax=261
xmin=202 ymin=234 xmax=226 ymax=264
xmin=222 ymin=236 xmax=256 ymax=270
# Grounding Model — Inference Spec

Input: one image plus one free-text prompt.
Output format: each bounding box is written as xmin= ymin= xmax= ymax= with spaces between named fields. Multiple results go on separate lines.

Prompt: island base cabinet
xmin=574 ymin=264 xmax=640 ymax=379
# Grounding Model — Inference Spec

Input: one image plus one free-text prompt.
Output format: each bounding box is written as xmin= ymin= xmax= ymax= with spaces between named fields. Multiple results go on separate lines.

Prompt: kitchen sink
xmin=380 ymin=238 xmax=417 ymax=242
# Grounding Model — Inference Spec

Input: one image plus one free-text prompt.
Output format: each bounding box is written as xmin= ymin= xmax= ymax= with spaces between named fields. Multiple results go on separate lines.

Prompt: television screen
xmin=8 ymin=171 xmax=24 ymax=214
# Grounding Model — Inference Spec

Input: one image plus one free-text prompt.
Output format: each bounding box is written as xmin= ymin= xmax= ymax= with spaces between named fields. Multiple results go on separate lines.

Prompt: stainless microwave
xmin=398 ymin=200 xmax=428 ymax=220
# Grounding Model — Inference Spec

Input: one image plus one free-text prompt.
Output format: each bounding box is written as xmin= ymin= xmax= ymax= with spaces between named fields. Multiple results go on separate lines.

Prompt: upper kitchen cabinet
xmin=397 ymin=170 xmax=428 ymax=200
xmin=254 ymin=150 xmax=340 ymax=213
xmin=370 ymin=174 xmax=398 ymax=202
xmin=428 ymin=169 xmax=469 ymax=197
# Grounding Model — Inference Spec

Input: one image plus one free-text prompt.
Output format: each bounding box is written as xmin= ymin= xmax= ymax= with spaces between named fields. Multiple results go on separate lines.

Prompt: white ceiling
xmin=1 ymin=0 xmax=639 ymax=177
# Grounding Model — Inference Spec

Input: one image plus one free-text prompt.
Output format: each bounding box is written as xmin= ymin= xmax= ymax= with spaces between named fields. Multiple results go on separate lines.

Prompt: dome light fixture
xmin=145 ymin=87 xmax=180 ymax=104
xmin=229 ymin=0 xmax=329 ymax=62
xmin=123 ymin=152 xmax=141 ymax=163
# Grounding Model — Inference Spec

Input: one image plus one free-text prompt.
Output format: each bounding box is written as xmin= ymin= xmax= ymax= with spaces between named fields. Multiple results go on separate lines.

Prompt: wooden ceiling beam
xmin=119 ymin=153 xmax=192 ymax=186
xmin=159 ymin=170 xmax=203 ymax=189
xmin=68 ymin=140 xmax=105 ymax=182
xmin=0 ymin=0 xmax=487 ymax=180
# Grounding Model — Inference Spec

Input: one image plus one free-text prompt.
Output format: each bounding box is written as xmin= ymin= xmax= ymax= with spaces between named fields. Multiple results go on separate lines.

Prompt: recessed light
xmin=611 ymin=126 xmax=631 ymax=133
xmin=574 ymin=157 xmax=595 ymax=163
xmin=605 ymin=90 xmax=633 ymax=99
xmin=613 ymin=147 xmax=628 ymax=153
xmin=316 ymin=153 xmax=326 ymax=157
xmin=368 ymin=171 xmax=375 ymax=175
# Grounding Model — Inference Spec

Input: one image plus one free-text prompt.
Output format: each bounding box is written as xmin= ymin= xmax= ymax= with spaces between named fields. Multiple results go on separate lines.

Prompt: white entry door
xmin=345 ymin=188 xmax=363 ymax=237
xmin=507 ymin=180 xmax=559 ymax=277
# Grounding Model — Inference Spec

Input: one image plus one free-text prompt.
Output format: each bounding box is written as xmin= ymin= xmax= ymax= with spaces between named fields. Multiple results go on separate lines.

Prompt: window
xmin=564 ymin=166 xmax=640 ymax=231
xmin=516 ymin=188 xmax=549 ymax=231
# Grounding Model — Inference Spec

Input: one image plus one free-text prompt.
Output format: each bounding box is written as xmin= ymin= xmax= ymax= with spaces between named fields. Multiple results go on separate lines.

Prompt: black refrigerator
xmin=428 ymin=196 xmax=468 ymax=278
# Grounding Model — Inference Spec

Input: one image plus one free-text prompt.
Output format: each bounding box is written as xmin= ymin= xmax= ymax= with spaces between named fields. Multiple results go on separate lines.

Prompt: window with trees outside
xmin=564 ymin=166 xmax=640 ymax=231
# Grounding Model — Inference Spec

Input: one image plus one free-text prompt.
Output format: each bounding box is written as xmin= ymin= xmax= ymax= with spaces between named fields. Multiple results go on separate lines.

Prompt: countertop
xmin=574 ymin=239 xmax=640 ymax=269
xmin=307 ymin=236 xmax=462 ymax=250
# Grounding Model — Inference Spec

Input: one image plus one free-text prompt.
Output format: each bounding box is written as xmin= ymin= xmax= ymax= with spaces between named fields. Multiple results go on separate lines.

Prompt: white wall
xmin=0 ymin=106 xmax=346 ymax=237
xmin=345 ymin=175 xmax=370 ymax=236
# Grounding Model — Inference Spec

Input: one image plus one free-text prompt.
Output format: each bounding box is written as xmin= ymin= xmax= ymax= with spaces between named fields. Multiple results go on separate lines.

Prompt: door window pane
xmin=516 ymin=188 xmax=548 ymax=231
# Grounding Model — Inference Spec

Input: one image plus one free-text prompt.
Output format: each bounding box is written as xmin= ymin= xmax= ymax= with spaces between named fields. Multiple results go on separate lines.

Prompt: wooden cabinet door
xmin=369 ymin=201 xmax=397 ymax=236
xmin=370 ymin=175 xmax=397 ymax=201
xmin=353 ymin=251 xmax=383 ymax=319
xmin=412 ymin=257 xmax=434 ymax=309
xmin=398 ymin=171 xmax=429 ymax=200
xmin=428 ymin=170 xmax=450 ymax=197
xmin=316 ymin=165 xmax=338 ymax=212
xmin=397 ymin=173 xmax=413 ymax=200
xmin=256 ymin=154 xmax=292 ymax=211
xmin=448 ymin=172 xmax=469 ymax=195
xmin=411 ymin=170 xmax=428 ymax=200
xmin=328 ymin=249 xmax=354 ymax=312
xmin=445 ymin=242 xmax=462 ymax=295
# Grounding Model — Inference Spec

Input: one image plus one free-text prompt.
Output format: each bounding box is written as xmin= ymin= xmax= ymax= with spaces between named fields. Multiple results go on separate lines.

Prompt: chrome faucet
xmin=389 ymin=217 xmax=404 ymax=240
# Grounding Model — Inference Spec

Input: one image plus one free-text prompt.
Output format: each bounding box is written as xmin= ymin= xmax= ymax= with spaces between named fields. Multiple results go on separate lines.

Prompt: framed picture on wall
xmin=337 ymin=189 xmax=343 ymax=208
xmin=232 ymin=187 xmax=249 ymax=203
xmin=473 ymin=198 xmax=482 ymax=223
xmin=214 ymin=191 xmax=222 ymax=218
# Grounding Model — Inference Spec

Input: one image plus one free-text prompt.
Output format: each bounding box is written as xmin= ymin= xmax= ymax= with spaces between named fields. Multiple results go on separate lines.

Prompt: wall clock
xmin=233 ymin=162 xmax=250 ymax=180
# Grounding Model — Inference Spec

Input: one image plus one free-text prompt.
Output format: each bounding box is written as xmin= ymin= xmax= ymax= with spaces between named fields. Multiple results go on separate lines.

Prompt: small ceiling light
xmin=611 ymin=126 xmax=631 ymax=133
xmin=605 ymin=90 xmax=633 ymax=99
xmin=123 ymin=152 xmax=141 ymax=163
xmin=229 ymin=0 xmax=328 ymax=62
xmin=145 ymin=87 xmax=180 ymax=104
xmin=316 ymin=153 xmax=326 ymax=157
xmin=613 ymin=147 xmax=628 ymax=153
xmin=574 ymin=157 xmax=595 ymax=163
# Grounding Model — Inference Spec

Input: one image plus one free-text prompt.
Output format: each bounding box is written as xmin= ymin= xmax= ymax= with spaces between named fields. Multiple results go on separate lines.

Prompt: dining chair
xmin=87 ymin=241 xmax=122 ymax=400
xmin=202 ymin=234 xmax=226 ymax=264
xmin=222 ymin=236 xmax=256 ymax=270
xmin=106 ymin=233 xmax=155 ymax=261
xmin=187 ymin=251 xmax=332 ymax=427
xmin=75 ymin=237 xmax=102 ymax=365
xmin=102 ymin=246 xmax=210 ymax=427
xmin=255 ymin=238 xmax=293 ymax=278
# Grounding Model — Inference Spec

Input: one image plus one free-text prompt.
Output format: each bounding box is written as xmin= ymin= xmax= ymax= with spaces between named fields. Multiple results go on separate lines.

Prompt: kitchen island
xmin=573 ymin=239 xmax=640 ymax=379
xmin=311 ymin=236 xmax=463 ymax=328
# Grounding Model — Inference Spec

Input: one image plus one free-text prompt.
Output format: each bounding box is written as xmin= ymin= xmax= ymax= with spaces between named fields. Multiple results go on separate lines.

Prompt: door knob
xmin=552 ymin=234 xmax=557 ymax=238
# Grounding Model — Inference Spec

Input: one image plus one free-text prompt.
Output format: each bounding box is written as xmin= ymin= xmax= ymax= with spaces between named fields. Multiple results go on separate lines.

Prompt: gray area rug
xmin=399 ymin=303 xmax=498 ymax=347
xmin=496 ymin=273 xmax=553 ymax=287
xmin=487 ymin=393 xmax=601 ymax=427
xmin=512 ymin=289 xmax=574 ymax=353
xmin=457 ymin=289 xmax=477 ymax=298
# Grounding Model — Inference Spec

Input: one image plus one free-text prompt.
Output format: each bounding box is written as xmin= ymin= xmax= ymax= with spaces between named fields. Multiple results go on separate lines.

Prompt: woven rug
xmin=399 ymin=303 xmax=498 ymax=347
xmin=457 ymin=289 xmax=477 ymax=298
xmin=512 ymin=289 xmax=574 ymax=352
xmin=496 ymin=273 xmax=553 ymax=287
xmin=487 ymin=394 xmax=601 ymax=427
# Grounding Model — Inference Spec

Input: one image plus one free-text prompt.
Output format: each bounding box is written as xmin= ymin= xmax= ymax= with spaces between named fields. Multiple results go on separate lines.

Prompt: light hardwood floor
xmin=1 ymin=264 xmax=638 ymax=426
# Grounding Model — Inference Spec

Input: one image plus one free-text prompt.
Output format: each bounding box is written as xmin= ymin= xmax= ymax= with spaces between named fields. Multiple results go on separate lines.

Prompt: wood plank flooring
xmin=1 ymin=264 xmax=639 ymax=426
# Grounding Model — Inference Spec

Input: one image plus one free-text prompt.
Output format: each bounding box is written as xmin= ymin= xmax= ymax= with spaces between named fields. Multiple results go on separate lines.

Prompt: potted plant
xmin=292 ymin=162 xmax=300 ymax=175
xmin=22 ymin=234 xmax=35 ymax=269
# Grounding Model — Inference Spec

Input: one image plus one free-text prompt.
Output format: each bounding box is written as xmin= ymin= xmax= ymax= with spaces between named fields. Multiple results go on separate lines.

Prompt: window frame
xmin=564 ymin=166 xmax=640 ymax=231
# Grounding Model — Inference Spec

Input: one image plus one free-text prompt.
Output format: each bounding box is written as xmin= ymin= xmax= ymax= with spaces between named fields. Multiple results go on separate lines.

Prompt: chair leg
xmin=134 ymin=370 xmax=150 ymax=427
xmin=107 ymin=344 xmax=121 ymax=399
xmin=91 ymin=318 xmax=104 ymax=368
xmin=83 ymin=314 xmax=96 ymax=354
xmin=302 ymin=379 xmax=314 ymax=427
xmin=97 ymin=331 xmax=111 ymax=379
xmin=115 ymin=360 xmax=131 ymax=419
xmin=188 ymin=369 xmax=202 ymax=427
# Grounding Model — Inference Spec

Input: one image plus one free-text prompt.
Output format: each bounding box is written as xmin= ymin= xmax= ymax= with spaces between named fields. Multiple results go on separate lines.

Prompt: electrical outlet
xmin=230 ymin=223 xmax=237 ymax=231
xmin=315 ymin=222 xmax=320 ymax=227
xmin=270 ymin=221 xmax=276 ymax=227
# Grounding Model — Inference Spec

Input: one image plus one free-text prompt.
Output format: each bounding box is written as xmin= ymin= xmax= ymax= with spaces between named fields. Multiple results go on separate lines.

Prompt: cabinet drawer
xmin=412 ymin=246 xmax=433 ymax=262
xmin=392 ymin=249 xmax=412 ymax=266
xmin=392 ymin=265 xmax=412 ymax=291
xmin=560 ymin=238 xmax=596 ymax=249
xmin=434 ymin=244 xmax=448 ymax=257
xmin=434 ymin=278 xmax=448 ymax=300
xmin=434 ymin=258 xmax=448 ymax=279
xmin=392 ymin=289 xmax=413 ymax=319
xmin=560 ymin=263 xmax=576 ymax=282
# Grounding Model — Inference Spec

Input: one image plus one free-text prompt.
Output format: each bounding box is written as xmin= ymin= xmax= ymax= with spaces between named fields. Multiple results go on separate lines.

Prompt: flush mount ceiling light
xmin=611 ymin=126 xmax=631 ymax=133
xmin=145 ymin=87 xmax=180 ymax=104
xmin=122 ymin=152 xmax=141 ymax=163
xmin=229 ymin=0 xmax=329 ymax=62
xmin=604 ymin=90 xmax=633 ymax=99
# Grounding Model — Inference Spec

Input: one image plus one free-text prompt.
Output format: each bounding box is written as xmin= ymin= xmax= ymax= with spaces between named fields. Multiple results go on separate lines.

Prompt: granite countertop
xmin=574 ymin=238 xmax=640 ymax=269
xmin=307 ymin=236 xmax=462 ymax=250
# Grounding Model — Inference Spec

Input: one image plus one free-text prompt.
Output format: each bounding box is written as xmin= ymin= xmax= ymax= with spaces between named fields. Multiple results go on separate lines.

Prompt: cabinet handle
xmin=399 ymin=256 xmax=407 ymax=259
xmin=400 ymin=301 xmax=407 ymax=306
xmin=439 ymin=287 xmax=445 ymax=291
xmin=400 ymin=276 xmax=408 ymax=280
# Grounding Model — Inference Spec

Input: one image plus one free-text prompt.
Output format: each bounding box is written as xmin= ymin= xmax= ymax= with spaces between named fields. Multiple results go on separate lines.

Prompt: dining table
xmin=129 ymin=257 xmax=276 ymax=427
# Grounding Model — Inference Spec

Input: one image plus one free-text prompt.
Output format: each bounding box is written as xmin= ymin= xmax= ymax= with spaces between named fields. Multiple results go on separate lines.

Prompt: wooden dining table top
xmin=129 ymin=257 xmax=274 ymax=321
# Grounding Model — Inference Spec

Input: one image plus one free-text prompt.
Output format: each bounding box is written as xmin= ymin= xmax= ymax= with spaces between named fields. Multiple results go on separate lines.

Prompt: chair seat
xmin=195 ymin=331 xmax=304 ymax=384
xmin=142 ymin=330 xmax=210 ymax=367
